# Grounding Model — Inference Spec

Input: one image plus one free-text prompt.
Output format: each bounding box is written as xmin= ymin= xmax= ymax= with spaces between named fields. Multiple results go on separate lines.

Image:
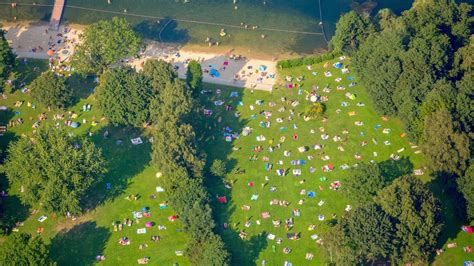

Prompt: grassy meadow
xmin=0 ymin=57 xmax=471 ymax=265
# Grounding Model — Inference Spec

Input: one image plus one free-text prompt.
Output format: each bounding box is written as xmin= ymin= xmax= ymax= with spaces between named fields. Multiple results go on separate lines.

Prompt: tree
xmin=72 ymin=17 xmax=142 ymax=74
xmin=210 ymin=159 xmax=226 ymax=178
xmin=375 ymin=175 xmax=443 ymax=263
xmin=325 ymin=204 xmax=396 ymax=264
xmin=331 ymin=11 xmax=373 ymax=53
xmin=0 ymin=233 xmax=54 ymax=265
xmin=345 ymin=163 xmax=386 ymax=204
xmin=353 ymin=30 xmax=405 ymax=115
xmin=0 ymin=26 xmax=16 ymax=93
xmin=3 ymin=126 xmax=107 ymax=215
xmin=186 ymin=60 xmax=203 ymax=96
xmin=304 ymin=102 xmax=325 ymax=119
xmin=422 ymin=109 xmax=470 ymax=176
xmin=30 ymin=71 xmax=71 ymax=109
xmin=188 ymin=234 xmax=230 ymax=266
xmin=457 ymin=164 xmax=474 ymax=221
xmin=142 ymin=59 xmax=177 ymax=92
xmin=96 ymin=66 xmax=153 ymax=127
xmin=150 ymin=80 xmax=203 ymax=177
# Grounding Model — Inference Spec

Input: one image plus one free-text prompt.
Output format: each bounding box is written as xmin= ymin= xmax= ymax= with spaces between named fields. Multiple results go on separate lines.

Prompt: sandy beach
xmin=2 ymin=22 xmax=276 ymax=91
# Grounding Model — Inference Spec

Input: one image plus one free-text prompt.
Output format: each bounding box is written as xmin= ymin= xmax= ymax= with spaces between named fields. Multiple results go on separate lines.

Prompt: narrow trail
xmin=1 ymin=2 xmax=325 ymax=36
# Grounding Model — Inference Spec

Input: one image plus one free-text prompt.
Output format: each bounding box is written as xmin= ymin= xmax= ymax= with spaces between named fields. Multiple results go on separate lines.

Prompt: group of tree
xmin=0 ymin=233 xmax=54 ymax=265
xmin=326 ymin=163 xmax=442 ymax=264
xmin=74 ymin=19 xmax=225 ymax=260
xmin=30 ymin=71 xmax=72 ymax=109
xmin=148 ymin=62 xmax=229 ymax=264
xmin=304 ymin=102 xmax=325 ymax=119
xmin=332 ymin=0 xmax=472 ymax=223
xmin=72 ymin=17 xmax=142 ymax=74
xmin=2 ymin=126 xmax=107 ymax=215
xmin=0 ymin=25 xmax=17 ymax=93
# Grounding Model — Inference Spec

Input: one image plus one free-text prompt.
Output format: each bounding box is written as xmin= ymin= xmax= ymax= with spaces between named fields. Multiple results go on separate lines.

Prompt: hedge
xmin=277 ymin=51 xmax=342 ymax=69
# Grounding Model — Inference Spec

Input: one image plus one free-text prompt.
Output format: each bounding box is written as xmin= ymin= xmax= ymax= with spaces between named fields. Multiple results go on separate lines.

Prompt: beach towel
xmin=131 ymin=137 xmax=143 ymax=145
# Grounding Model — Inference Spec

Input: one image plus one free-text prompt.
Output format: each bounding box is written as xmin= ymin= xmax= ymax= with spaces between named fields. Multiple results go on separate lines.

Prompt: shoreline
xmin=2 ymin=21 xmax=278 ymax=91
xmin=1 ymin=20 xmax=328 ymax=60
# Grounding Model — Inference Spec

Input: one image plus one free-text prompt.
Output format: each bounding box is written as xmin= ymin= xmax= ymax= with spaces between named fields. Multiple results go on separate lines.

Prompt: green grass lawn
xmin=0 ymin=59 xmax=189 ymax=265
xmin=0 ymin=58 xmax=472 ymax=265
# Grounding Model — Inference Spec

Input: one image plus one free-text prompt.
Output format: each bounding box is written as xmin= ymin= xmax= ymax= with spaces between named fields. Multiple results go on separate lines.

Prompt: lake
xmin=0 ymin=0 xmax=413 ymax=57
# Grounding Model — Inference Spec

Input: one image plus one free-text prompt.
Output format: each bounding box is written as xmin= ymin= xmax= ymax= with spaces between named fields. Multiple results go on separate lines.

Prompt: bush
xmin=305 ymin=102 xmax=326 ymax=119
xmin=30 ymin=71 xmax=72 ymax=109
xmin=210 ymin=159 xmax=226 ymax=178
xmin=277 ymin=51 xmax=341 ymax=69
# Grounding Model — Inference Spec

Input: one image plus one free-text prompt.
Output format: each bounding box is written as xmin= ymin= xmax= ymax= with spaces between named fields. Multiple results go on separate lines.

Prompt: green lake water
xmin=0 ymin=0 xmax=413 ymax=56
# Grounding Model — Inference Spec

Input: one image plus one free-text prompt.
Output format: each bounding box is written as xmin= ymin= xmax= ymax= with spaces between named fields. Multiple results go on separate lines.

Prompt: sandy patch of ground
xmin=3 ymin=22 xmax=276 ymax=91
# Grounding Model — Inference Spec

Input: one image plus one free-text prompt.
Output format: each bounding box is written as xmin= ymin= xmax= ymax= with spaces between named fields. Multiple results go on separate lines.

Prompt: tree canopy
xmin=0 ymin=233 xmax=54 ymax=266
xmin=149 ymin=76 xmax=229 ymax=264
xmin=325 ymin=204 xmax=396 ymax=264
xmin=210 ymin=159 xmax=226 ymax=178
xmin=346 ymin=0 xmax=472 ymax=140
xmin=458 ymin=164 xmax=474 ymax=221
xmin=375 ymin=175 xmax=443 ymax=263
xmin=0 ymin=27 xmax=16 ymax=93
xmin=72 ymin=17 xmax=142 ymax=74
xmin=3 ymin=126 xmax=107 ymax=215
xmin=30 ymin=71 xmax=72 ymax=109
xmin=422 ymin=109 xmax=470 ymax=176
xmin=331 ymin=11 xmax=373 ymax=53
xmin=304 ymin=102 xmax=325 ymax=119
xmin=142 ymin=59 xmax=177 ymax=92
xmin=97 ymin=66 xmax=153 ymax=127
xmin=186 ymin=60 xmax=203 ymax=96
xmin=345 ymin=163 xmax=386 ymax=204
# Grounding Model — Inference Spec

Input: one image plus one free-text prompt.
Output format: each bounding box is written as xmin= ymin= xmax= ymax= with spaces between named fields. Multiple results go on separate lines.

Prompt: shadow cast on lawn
xmin=0 ymin=193 xmax=30 ymax=234
xmin=379 ymin=156 xmax=414 ymax=183
xmin=195 ymin=84 xmax=268 ymax=264
xmin=67 ymin=73 xmax=96 ymax=107
xmin=80 ymin=126 xmax=151 ymax=211
xmin=427 ymin=171 xmax=467 ymax=263
xmin=50 ymin=221 xmax=110 ymax=266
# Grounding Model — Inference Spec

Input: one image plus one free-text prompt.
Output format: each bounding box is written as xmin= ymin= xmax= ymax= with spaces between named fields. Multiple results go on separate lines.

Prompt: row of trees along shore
xmin=0 ymin=17 xmax=229 ymax=264
xmin=325 ymin=0 xmax=472 ymax=264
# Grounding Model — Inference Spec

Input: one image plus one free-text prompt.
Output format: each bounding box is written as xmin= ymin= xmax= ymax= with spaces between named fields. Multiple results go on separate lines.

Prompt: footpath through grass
xmin=0 ymin=58 xmax=471 ymax=265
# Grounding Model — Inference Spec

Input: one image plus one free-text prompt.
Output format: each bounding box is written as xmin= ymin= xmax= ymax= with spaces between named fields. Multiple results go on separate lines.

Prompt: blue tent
xmin=259 ymin=65 xmax=267 ymax=71
xmin=307 ymin=191 xmax=316 ymax=198
xmin=210 ymin=68 xmax=220 ymax=78
xmin=334 ymin=62 xmax=343 ymax=69
xmin=70 ymin=122 xmax=79 ymax=128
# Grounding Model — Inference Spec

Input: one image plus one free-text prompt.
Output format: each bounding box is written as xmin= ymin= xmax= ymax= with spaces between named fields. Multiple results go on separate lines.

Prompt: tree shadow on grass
xmin=80 ymin=126 xmax=151 ymax=211
xmin=67 ymin=73 xmax=96 ymax=107
xmin=426 ymin=171 xmax=466 ymax=263
xmin=50 ymin=221 xmax=110 ymax=266
xmin=0 ymin=194 xmax=30 ymax=234
xmin=195 ymin=84 xmax=268 ymax=264
xmin=0 ymin=129 xmax=28 ymax=234
xmin=378 ymin=156 xmax=414 ymax=183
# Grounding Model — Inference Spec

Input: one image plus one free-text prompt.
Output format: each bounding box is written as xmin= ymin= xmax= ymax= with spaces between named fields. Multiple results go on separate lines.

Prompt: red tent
xmin=168 ymin=215 xmax=177 ymax=222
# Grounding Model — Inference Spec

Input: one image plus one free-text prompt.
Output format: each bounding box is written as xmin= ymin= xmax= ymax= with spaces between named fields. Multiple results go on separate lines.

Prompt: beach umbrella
xmin=47 ymin=50 xmax=55 ymax=56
